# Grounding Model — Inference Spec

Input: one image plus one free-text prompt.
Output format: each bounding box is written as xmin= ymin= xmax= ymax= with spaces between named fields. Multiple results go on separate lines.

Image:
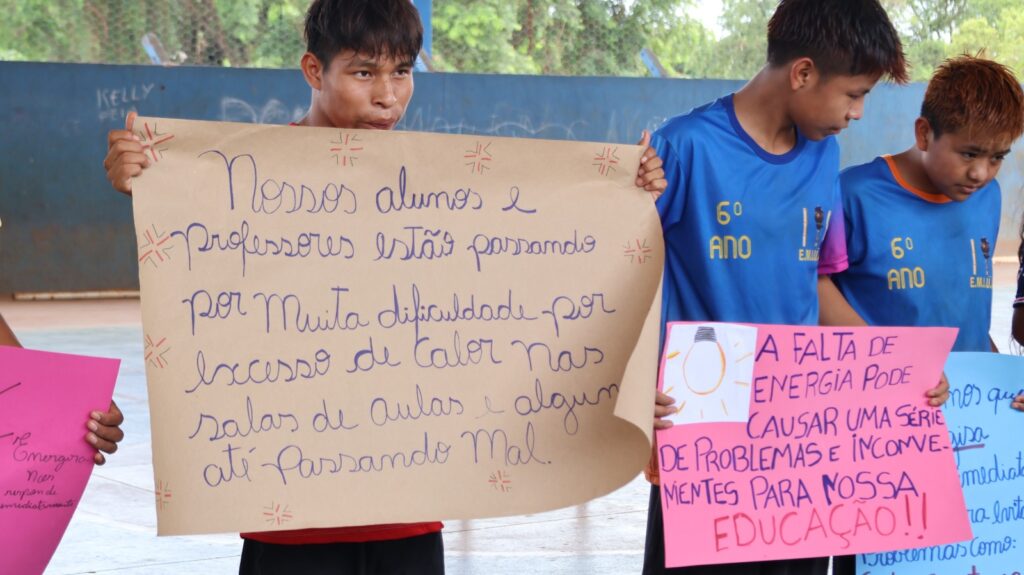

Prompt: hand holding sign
xmin=86 ymin=400 xmax=125 ymax=465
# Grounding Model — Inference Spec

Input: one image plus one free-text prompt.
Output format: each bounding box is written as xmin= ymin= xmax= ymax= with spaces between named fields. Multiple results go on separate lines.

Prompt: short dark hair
xmin=767 ymin=0 xmax=908 ymax=84
xmin=304 ymin=0 xmax=423 ymax=68
xmin=921 ymin=55 xmax=1024 ymax=142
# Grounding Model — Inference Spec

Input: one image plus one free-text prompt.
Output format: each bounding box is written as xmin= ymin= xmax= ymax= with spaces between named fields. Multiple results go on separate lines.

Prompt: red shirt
xmin=242 ymin=522 xmax=444 ymax=545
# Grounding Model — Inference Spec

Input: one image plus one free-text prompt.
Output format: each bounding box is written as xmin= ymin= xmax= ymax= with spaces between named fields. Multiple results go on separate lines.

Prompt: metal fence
xmin=0 ymin=0 xmax=741 ymax=78
xmin=0 ymin=0 xmax=307 ymax=68
xmin=1 ymin=2 xmax=1021 ymax=82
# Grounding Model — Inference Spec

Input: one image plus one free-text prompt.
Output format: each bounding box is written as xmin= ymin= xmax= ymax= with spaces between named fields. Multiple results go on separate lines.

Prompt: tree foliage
xmin=1 ymin=0 xmax=1023 ymax=81
xmin=0 ymin=0 xmax=306 ymax=67
xmin=884 ymin=0 xmax=1024 ymax=81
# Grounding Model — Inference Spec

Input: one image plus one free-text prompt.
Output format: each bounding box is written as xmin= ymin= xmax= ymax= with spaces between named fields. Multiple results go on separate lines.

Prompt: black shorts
xmin=239 ymin=531 xmax=444 ymax=575
xmin=643 ymin=484 xmax=829 ymax=575
xmin=831 ymin=554 xmax=855 ymax=575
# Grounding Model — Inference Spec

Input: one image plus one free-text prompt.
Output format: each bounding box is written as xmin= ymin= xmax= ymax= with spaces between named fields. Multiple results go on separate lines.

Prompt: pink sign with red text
xmin=656 ymin=323 xmax=970 ymax=568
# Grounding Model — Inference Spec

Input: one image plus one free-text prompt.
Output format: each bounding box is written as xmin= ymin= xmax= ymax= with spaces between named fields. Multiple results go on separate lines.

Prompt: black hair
xmin=305 ymin=0 xmax=423 ymax=69
xmin=767 ymin=0 xmax=908 ymax=83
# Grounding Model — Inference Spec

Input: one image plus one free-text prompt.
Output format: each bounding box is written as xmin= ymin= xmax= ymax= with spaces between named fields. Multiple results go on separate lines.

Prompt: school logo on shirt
xmin=969 ymin=237 xmax=994 ymax=289
xmin=798 ymin=206 xmax=830 ymax=262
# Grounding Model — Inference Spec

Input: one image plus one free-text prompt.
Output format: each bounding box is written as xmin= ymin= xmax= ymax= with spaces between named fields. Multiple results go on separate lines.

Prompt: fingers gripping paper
xmin=130 ymin=117 xmax=662 ymax=535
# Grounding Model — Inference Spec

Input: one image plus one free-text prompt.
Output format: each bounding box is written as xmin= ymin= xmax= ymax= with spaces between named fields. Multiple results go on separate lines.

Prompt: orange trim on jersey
xmin=882 ymin=155 xmax=952 ymax=204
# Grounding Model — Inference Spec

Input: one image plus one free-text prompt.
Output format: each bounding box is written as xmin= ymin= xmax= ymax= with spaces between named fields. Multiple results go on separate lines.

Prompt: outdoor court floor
xmin=2 ymin=262 xmax=1018 ymax=574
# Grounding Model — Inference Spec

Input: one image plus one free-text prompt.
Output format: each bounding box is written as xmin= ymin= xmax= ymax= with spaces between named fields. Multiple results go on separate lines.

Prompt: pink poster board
xmin=656 ymin=323 xmax=970 ymax=568
xmin=0 ymin=346 xmax=120 ymax=575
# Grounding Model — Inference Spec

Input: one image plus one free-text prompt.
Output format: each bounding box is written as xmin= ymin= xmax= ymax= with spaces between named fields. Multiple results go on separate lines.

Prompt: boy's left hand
xmin=86 ymin=400 xmax=124 ymax=465
xmin=636 ymin=131 xmax=666 ymax=197
xmin=925 ymin=372 xmax=950 ymax=407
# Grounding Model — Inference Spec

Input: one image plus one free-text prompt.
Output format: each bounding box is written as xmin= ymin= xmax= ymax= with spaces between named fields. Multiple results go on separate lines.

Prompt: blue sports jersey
xmin=652 ymin=94 xmax=847 ymax=328
xmin=832 ymin=156 xmax=1000 ymax=352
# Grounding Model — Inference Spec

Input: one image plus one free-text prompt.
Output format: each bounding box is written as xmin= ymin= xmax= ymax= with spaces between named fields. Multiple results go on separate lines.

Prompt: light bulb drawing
xmin=661 ymin=323 xmax=757 ymax=425
xmin=683 ymin=327 xmax=726 ymax=413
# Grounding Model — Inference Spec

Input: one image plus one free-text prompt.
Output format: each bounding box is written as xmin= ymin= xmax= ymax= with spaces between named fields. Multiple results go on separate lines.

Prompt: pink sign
xmin=656 ymin=323 xmax=970 ymax=568
xmin=0 ymin=346 xmax=119 ymax=575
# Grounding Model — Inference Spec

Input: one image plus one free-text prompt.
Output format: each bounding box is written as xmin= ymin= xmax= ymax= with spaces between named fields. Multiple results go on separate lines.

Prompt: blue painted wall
xmin=413 ymin=0 xmax=432 ymax=56
xmin=0 ymin=62 xmax=1021 ymax=293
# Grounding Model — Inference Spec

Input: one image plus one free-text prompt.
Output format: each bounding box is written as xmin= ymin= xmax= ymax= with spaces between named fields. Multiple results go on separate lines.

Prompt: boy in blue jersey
xmin=821 ymin=58 xmax=1024 ymax=575
xmin=820 ymin=56 xmax=1024 ymax=357
xmin=642 ymin=1 xmax=919 ymax=574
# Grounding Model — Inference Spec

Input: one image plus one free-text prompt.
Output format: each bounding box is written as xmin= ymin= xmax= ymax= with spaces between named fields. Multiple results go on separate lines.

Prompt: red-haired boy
xmin=821 ymin=56 xmax=1024 ymax=354
xmin=821 ymin=56 xmax=1024 ymax=572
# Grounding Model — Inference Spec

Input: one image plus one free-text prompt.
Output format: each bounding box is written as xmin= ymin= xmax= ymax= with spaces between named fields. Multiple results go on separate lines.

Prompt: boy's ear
xmin=789 ymin=57 xmax=817 ymax=91
xmin=914 ymin=117 xmax=933 ymax=152
xmin=301 ymin=52 xmax=325 ymax=91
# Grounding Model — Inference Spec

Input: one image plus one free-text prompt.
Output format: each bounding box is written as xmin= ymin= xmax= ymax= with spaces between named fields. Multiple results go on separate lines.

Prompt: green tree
xmin=897 ymin=0 xmax=970 ymax=41
xmin=510 ymin=0 xmax=584 ymax=74
xmin=905 ymin=38 xmax=949 ymax=80
xmin=707 ymin=0 xmax=775 ymax=79
xmin=948 ymin=0 xmax=1024 ymax=75
xmin=0 ymin=0 xmax=307 ymax=67
xmin=647 ymin=9 xmax=717 ymax=79
xmin=0 ymin=0 xmax=92 ymax=62
xmin=433 ymin=0 xmax=537 ymax=73
xmin=433 ymin=0 xmax=707 ymax=77
xmin=6 ymin=0 xmax=1024 ymax=81
xmin=559 ymin=0 xmax=647 ymax=76
xmin=884 ymin=0 xmax=1024 ymax=80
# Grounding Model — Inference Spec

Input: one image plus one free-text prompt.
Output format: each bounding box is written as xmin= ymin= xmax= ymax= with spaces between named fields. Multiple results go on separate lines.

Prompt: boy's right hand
xmin=654 ymin=390 xmax=676 ymax=430
xmin=1012 ymin=394 xmax=1024 ymax=412
xmin=103 ymin=112 xmax=149 ymax=195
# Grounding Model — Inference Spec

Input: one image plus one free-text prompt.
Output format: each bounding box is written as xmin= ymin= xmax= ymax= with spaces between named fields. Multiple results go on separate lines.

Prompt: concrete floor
xmin=6 ymin=305 xmax=651 ymax=575
xmin=2 ymin=262 xmax=1018 ymax=574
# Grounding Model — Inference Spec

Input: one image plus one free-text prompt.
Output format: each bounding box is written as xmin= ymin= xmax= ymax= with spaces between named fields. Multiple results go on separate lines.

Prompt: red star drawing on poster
xmin=329 ymin=132 xmax=364 ymax=167
xmin=138 ymin=224 xmax=173 ymax=268
xmin=144 ymin=334 xmax=171 ymax=369
xmin=623 ymin=238 xmax=653 ymax=264
xmin=593 ymin=146 xmax=620 ymax=176
xmin=465 ymin=141 xmax=494 ymax=174
xmin=138 ymin=121 xmax=175 ymax=163
xmin=263 ymin=502 xmax=294 ymax=526
xmin=155 ymin=480 xmax=173 ymax=510
xmin=488 ymin=470 xmax=512 ymax=492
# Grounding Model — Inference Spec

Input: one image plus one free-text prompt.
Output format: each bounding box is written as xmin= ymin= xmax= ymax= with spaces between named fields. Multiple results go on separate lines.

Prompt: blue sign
xmin=858 ymin=352 xmax=1024 ymax=575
